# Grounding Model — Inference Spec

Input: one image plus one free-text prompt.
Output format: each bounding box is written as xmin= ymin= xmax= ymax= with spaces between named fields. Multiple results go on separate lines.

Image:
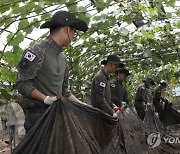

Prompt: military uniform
xmin=110 ymin=79 xmax=128 ymax=107
xmin=134 ymin=84 xmax=151 ymax=120
xmin=91 ymin=69 xmax=114 ymax=115
xmin=16 ymin=37 xmax=71 ymax=132
xmin=153 ymin=86 xmax=164 ymax=120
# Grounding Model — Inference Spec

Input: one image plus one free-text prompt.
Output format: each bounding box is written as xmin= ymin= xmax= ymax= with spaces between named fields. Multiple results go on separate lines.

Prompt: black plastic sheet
xmin=143 ymin=106 xmax=180 ymax=154
xmin=13 ymin=99 xmax=179 ymax=154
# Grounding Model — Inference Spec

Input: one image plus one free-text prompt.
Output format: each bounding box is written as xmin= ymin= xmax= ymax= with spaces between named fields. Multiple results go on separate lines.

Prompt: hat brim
xmin=115 ymin=69 xmax=130 ymax=76
xmin=160 ymin=83 xmax=167 ymax=87
xmin=40 ymin=19 xmax=88 ymax=32
xmin=101 ymin=60 xmax=124 ymax=66
xmin=101 ymin=60 xmax=108 ymax=65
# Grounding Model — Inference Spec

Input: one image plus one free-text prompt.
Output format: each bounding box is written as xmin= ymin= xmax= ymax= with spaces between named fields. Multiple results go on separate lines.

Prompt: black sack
xmin=13 ymin=98 xmax=126 ymax=154
xmin=160 ymin=102 xmax=180 ymax=127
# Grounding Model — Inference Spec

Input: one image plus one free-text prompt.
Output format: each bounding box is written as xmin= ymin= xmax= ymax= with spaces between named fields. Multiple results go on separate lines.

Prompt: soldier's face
xmin=110 ymin=63 xmax=118 ymax=73
xmin=118 ymin=73 xmax=127 ymax=81
xmin=146 ymin=82 xmax=152 ymax=88
xmin=62 ymin=26 xmax=76 ymax=45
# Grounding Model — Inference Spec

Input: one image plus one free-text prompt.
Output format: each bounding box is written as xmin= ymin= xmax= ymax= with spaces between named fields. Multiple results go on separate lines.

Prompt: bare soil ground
xmin=0 ymin=129 xmax=21 ymax=154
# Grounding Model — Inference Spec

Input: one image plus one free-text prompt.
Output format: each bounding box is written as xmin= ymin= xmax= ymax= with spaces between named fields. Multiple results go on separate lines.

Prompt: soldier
xmin=153 ymin=80 xmax=167 ymax=120
xmin=91 ymin=55 xmax=124 ymax=117
xmin=16 ymin=11 xmax=88 ymax=132
xmin=134 ymin=77 xmax=155 ymax=120
xmin=110 ymin=68 xmax=130 ymax=110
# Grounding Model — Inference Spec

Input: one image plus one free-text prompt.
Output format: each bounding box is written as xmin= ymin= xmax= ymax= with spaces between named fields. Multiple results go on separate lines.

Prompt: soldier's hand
xmin=44 ymin=96 xmax=57 ymax=105
xmin=114 ymin=106 xmax=123 ymax=112
xmin=113 ymin=112 xmax=118 ymax=118
xmin=121 ymin=101 xmax=127 ymax=110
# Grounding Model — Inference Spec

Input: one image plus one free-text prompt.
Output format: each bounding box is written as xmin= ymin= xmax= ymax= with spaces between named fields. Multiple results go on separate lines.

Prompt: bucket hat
xmin=40 ymin=11 xmax=88 ymax=32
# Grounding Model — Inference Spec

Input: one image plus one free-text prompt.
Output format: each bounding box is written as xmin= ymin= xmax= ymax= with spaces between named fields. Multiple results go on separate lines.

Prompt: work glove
xmin=121 ymin=101 xmax=127 ymax=110
xmin=114 ymin=106 xmax=123 ymax=112
xmin=44 ymin=96 xmax=57 ymax=105
xmin=113 ymin=112 xmax=118 ymax=118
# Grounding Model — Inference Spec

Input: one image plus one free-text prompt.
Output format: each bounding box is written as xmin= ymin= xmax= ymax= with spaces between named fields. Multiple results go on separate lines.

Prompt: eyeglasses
xmin=70 ymin=27 xmax=78 ymax=36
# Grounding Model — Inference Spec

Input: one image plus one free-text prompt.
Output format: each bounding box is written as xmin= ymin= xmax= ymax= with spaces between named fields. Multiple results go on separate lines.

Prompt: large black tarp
xmin=143 ymin=106 xmax=180 ymax=154
xmin=159 ymin=102 xmax=180 ymax=127
xmin=13 ymin=99 xmax=179 ymax=154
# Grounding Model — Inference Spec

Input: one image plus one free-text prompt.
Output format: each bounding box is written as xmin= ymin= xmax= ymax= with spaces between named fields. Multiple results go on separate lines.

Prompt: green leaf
xmin=166 ymin=1 xmax=175 ymax=7
xmin=18 ymin=19 xmax=29 ymax=30
xmin=95 ymin=0 xmax=106 ymax=11
xmin=149 ymin=7 xmax=157 ymax=17
xmin=141 ymin=30 xmax=154 ymax=39
xmin=67 ymin=3 xmax=77 ymax=12
xmin=0 ymin=6 xmax=10 ymax=13
xmin=7 ymin=32 xmax=24 ymax=47
xmin=77 ymin=6 xmax=87 ymax=12
xmin=175 ymin=10 xmax=180 ymax=16
xmin=4 ymin=18 xmax=13 ymax=28
xmin=78 ymin=13 xmax=90 ymax=24
xmin=41 ymin=13 xmax=51 ymax=21
xmin=134 ymin=36 xmax=141 ymax=44
xmin=173 ymin=21 xmax=180 ymax=28
xmin=166 ymin=13 xmax=172 ymax=18
xmin=32 ymin=18 xmax=40 ymax=28
xmin=4 ymin=51 xmax=21 ymax=67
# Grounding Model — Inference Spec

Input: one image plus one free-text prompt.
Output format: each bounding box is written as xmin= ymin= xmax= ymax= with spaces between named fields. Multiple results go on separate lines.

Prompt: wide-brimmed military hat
xmin=143 ymin=77 xmax=155 ymax=85
xmin=40 ymin=11 xmax=88 ymax=32
xmin=115 ymin=68 xmax=130 ymax=76
xmin=101 ymin=55 xmax=124 ymax=67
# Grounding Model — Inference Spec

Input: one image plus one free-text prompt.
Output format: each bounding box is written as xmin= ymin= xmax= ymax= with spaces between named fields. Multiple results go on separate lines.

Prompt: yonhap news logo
xmin=147 ymin=132 xmax=180 ymax=148
xmin=147 ymin=133 xmax=161 ymax=148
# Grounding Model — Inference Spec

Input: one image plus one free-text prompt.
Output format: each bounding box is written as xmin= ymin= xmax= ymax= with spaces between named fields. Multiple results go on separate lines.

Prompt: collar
xmin=101 ymin=69 xmax=109 ymax=80
xmin=116 ymin=78 xmax=123 ymax=84
xmin=45 ymin=37 xmax=63 ymax=54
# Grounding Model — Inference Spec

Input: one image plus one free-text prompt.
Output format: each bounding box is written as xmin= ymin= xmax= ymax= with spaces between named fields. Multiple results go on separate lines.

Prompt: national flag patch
xmin=24 ymin=51 xmax=36 ymax=62
xmin=100 ymin=82 xmax=106 ymax=88
xmin=111 ymin=84 xmax=116 ymax=88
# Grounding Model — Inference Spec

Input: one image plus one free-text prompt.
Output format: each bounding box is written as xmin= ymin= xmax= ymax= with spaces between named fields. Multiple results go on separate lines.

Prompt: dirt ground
xmin=0 ymin=129 xmax=21 ymax=154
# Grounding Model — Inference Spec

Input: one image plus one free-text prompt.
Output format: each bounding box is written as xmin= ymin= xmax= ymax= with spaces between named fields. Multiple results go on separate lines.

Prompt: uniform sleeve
xmin=16 ymin=48 xmax=44 ymax=98
xmin=62 ymin=65 xmax=72 ymax=97
xmin=123 ymin=87 xmax=129 ymax=104
xmin=93 ymin=77 xmax=114 ymax=115
xmin=153 ymin=88 xmax=161 ymax=101
xmin=135 ymin=86 xmax=147 ymax=102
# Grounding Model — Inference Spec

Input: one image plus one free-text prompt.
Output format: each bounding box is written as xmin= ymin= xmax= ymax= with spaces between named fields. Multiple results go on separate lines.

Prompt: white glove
xmin=113 ymin=112 xmax=118 ymax=118
xmin=44 ymin=96 xmax=57 ymax=105
xmin=121 ymin=101 xmax=127 ymax=109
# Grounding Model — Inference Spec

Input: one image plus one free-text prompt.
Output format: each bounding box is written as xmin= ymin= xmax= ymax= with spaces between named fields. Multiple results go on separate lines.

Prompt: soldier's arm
xmin=123 ymin=87 xmax=129 ymax=104
xmin=16 ymin=49 xmax=44 ymax=100
xmin=94 ymin=77 xmax=114 ymax=115
xmin=153 ymin=89 xmax=161 ymax=101
xmin=138 ymin=86 xmax=147 ymax=102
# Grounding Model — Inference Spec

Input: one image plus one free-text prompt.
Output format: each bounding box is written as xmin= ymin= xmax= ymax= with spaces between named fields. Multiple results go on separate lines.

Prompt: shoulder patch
xmin=100 ymin=82 xmax=106 ymax=88
xmin=24 ymin=51 xmax=36 ymax=62
xmin=111 ymin=84 xmax=116 ymax=88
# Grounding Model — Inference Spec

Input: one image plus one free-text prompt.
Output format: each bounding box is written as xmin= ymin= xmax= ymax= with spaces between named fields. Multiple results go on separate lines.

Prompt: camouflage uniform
xmin=110 ymin=79 xmax=128 ymax=107
xmin=16 ymin=37 xmax=71 ymax=132
xmin=91 ymin=69 xmax=114 ymax=116
xmin=134 ymin=84 xmax=150 ymax=120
